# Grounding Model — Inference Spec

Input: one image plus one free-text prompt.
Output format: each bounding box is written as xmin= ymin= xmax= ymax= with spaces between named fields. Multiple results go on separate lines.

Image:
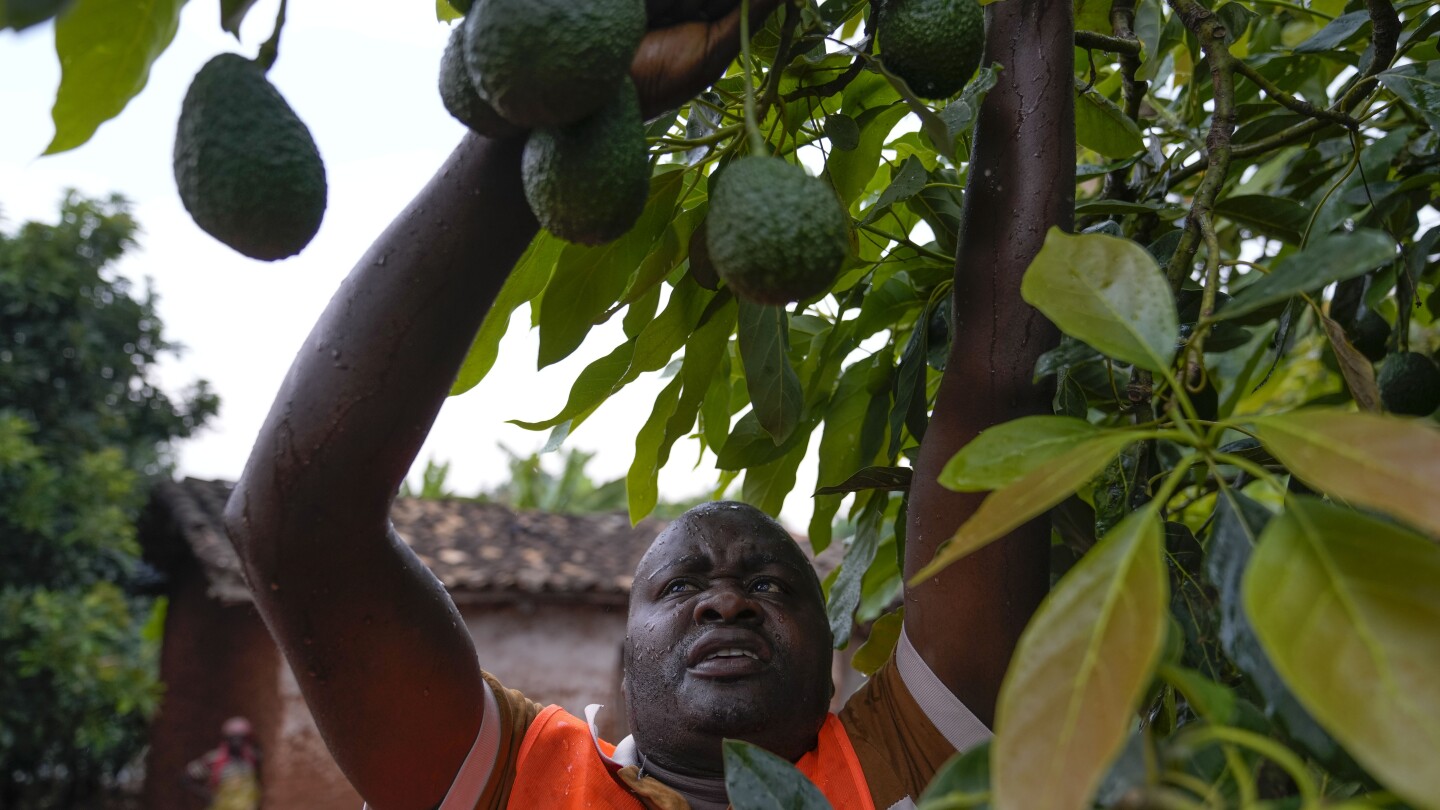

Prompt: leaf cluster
xmin=0 ymin=194 xmax=217 ymax=803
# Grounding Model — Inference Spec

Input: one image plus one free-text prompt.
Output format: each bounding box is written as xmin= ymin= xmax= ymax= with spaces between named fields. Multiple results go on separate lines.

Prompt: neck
xmin=639 ymin=749 xmax=729 ymax=810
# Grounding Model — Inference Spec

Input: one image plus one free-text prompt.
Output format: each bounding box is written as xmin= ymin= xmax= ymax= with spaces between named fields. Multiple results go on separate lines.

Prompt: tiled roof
xmin=144 ymin=478 xmax=668 ymax=606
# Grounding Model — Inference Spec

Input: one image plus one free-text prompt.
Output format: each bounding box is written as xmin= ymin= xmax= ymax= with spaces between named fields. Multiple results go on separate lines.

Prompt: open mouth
xmin=686 ymin=632 xmax=771 ymax=678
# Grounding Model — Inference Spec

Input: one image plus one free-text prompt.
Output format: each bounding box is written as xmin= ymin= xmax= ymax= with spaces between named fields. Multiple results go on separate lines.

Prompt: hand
xmin=632 ymin=0 xmax=785 ymax=119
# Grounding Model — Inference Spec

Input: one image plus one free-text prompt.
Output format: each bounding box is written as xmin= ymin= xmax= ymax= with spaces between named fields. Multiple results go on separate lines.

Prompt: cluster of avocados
xmin=446 ymin=0 xmax=848 ymax=299
xmin=170 ymin=0 xmax=988 ymax=304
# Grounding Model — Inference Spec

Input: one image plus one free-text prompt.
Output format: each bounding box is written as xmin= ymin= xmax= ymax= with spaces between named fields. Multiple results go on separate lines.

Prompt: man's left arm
xmin=901 ymin=0 xmax=1075 ymax=730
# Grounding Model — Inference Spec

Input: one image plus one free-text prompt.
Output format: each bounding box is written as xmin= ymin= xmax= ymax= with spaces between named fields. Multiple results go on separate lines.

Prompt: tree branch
xmin=1164 ymin=0 xmax=1399 ymax=190
xmin=1163 ymin=0 xmax=1237 ymax=294
xmin=1076 ymin=29 xmax=1141 ymax=56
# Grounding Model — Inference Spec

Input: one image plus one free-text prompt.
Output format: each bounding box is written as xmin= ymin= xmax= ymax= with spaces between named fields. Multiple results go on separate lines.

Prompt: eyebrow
xmin=647 ymin=550 xmax=810 ymax=580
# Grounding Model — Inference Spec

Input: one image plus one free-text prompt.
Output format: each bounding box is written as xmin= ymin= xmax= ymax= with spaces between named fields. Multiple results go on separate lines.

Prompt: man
xmin=224 ymin=0 xmax=1071 ymax=807
xmin=185 ymin=717 xmax=262 ymax=810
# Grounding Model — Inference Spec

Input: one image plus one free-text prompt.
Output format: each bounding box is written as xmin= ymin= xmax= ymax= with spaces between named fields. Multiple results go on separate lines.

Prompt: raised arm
xmin=903 ymin=0 xmax=1075 ymax=728
xmin=224 ymin=131 xmax=537 ymax=809
xmin=222 ymin=5 xmax=780 ymax=808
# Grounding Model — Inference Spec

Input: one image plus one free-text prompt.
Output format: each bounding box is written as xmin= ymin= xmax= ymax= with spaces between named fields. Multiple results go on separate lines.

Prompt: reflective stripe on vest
xmin=509 ymin=706 xmax=875 ymax=809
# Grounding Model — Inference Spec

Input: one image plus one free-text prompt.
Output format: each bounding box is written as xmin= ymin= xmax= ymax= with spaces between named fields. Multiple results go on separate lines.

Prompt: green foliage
xmin=0 ymin=194 xmax=217 ymax=804
xmin=30 ymin=0 xmax=1440 ymax=807
xmin=722 ymin=738 xmax=834 ymax=810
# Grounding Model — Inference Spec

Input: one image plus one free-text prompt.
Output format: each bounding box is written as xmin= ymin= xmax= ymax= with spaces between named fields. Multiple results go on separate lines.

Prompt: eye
xmin=749 ymin=577 xmax=785 ymax=594
xmin=661 ymin=579 xmax=698 ymax=596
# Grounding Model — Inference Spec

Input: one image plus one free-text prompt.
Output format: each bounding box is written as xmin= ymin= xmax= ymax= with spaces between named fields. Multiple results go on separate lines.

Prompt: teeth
xmin=707 ymin=648 xmax=758 ymax=660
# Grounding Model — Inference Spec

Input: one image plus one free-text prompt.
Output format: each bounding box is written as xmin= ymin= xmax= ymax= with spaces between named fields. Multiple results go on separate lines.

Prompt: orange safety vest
xmin=509 ymin=705 xmax=876 ymax=809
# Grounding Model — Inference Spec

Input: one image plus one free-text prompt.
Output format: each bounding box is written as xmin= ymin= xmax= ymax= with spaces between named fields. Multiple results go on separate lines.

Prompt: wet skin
xmin=623 ymin=503 xmax=834 ymax=777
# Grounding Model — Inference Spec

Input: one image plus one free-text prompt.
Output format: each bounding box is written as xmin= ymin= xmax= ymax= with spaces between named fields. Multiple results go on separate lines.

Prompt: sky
xmin=0 ymin=0 xmax=823 ymax=525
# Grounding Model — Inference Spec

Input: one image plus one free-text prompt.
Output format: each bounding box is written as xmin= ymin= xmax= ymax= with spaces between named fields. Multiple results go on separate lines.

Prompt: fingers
xmin=632 ymin=0 xmax=785 ymax=118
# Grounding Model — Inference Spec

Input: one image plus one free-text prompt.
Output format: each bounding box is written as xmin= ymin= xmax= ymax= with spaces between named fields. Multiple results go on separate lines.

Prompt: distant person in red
xmin=185 ymin=717 xmax=262 ymax=810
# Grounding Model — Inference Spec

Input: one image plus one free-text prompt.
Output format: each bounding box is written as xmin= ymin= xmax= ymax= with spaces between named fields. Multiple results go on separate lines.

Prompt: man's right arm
xmin=224 ymin=132 xmax=539 ymax=810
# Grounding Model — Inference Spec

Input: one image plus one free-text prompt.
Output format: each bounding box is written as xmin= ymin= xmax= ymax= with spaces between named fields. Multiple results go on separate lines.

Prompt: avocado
xmin=878 ymin=0 xmax=985 ymax=99
xmin=707 ymin=156 xmax=850 ymax=305
xmin=173 ymin=54 xmax=327 ymax=261
xmin=1378 ymin=351 xmax=1440 ymax=416
xmin=522 ymin=80 xmax=649 ymax=245
xmin=440 ymin=22 xmax=522 ymax=138
xmin=465 ymin=0 xmax=645 ymax=128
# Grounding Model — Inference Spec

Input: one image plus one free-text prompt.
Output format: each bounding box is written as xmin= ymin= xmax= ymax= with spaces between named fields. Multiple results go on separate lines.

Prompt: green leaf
xmin=1074 ymin=0 xmax=1113 ymax=34
xmin=723 ymin=739 xmax=834 ymax=810
xmin=888 ymin=318 xmax=928 ymax=456
xmin=1208 ymin=490 xmax=1340 ymax=762
xmin=811 ymin=358 xmax=889 ymax=551
xmin=46 ymin=0 xmax=186 ymax=155
xmin=659 ymin=294 xmax=736 ymax=464
xmin=826 ymin=103 xmax=909 ymax=207
xmin=1075 ymin=87 xmax=1144 ymax=160
xmin=741 ymin=442 xmax=806 ymax=519
xmin=627 ymin=374 xmax=684 ymax=523
xmin=993 ymin=505 xmax=1167 ymax=810
xmin=1214 ymin=194 xmax=1309 ymax=244
xmin=738 ymin=302 xmax=804 ymax=445
xmin=451 ymin=234 xmax=562 ymax=395
xmin=1219 ymin=229 xmax=1396 ymax=320
xmin=860 ymin=156 xmax=928 ymax=225
xmin=913 ymin=431 xmax=1137 ymax=582
xmin=814 ymin=465 xmax=912 ymax=497
xmin=919 ymin=741 xmax=991 ymax=810
xmin=1020 ymin=228 xmax=1179 ymax=373
xmin=1378 ymin=62 xmax=1440 ymax=135
xmin=510 ymin=340 xmax=636 ymax=432
xmin=1293 ymin=10 xmax=1370 ymax=53
xmin=435 ymin=0 xmax=463 ymax=23
xmin=940 ymin=416 xmax=1102 ymax=492
xmin=1250 ymin=410 xmax=1440 ymax=537
xmin=1245 ymin=499 xmax=1440 ymax=810
xmin=2 ymin=0 xmax=72 ymax=30
xmin=851 ymin=608 xmax=904 ymax=676
xmin=1072 ymin=200 xmax=1177 ymax=217
xmin=824 ymin=114 xmax=860 ymax=150
xmin=536 ymin=170 xmax=684 ymax=368
xmin=1157 ymin=664 xmax=1236 ymax=724
xmin=221 ymin=0 xmax=261 ymax=35
xmin=827 ymin=494 xmax=887 ymax=648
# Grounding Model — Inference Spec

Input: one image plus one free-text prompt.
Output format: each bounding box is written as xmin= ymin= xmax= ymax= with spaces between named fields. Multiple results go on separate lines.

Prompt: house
xmin=139 ymin=478 xmax=858 ymax=809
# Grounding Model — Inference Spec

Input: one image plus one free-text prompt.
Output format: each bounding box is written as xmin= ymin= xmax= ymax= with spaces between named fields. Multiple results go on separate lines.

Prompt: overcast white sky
xmin=0 ymin=0 xmax=821 ymax=524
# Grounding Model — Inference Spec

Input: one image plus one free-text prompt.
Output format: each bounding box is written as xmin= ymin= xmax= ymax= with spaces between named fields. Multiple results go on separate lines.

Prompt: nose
xmin=693 ymin=582 xmax=761 ymax=626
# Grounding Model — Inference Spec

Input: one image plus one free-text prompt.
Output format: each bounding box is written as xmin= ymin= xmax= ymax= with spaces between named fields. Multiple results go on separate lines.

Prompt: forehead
xmin=636 ymin=505 xmax=808 ymax=577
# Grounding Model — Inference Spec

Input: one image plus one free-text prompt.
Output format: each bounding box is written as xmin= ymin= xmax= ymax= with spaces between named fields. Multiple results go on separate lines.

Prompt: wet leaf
xmin=724 ymin=739 xmax=833 ymax=810
xmin=1021 ymin=229 xmax=1179 ymax=373
xmin=993 ymin=506 xmax=1167 ymax=810
xmin=940 ymin=416 xmax=1103 ymax=492
xmin=914 ymin=432 xmax=1137 ymax=582
xmin=1245 ymin=499 xmax=1440 ymax=809
xmin=1251 ymin=410 xmax=1440 ymax=537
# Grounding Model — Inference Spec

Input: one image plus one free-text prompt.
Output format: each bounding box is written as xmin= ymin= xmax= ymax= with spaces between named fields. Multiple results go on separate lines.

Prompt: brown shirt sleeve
xmin=839 ymin=657 xmax=961 ymax=808
xmin=467 ymin=671 xmax=543 ymax=810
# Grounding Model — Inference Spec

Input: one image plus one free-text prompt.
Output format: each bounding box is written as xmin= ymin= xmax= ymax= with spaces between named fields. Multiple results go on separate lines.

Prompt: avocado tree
xmin=15 ymin=0 xmax=1440 ymax=807
xmin=0 ymin=193 xmax=218 ymax=807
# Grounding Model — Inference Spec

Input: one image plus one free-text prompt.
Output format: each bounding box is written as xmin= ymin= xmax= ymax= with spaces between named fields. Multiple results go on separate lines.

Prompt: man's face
xmin=623 ymin=503 xmax=833 ymax=776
